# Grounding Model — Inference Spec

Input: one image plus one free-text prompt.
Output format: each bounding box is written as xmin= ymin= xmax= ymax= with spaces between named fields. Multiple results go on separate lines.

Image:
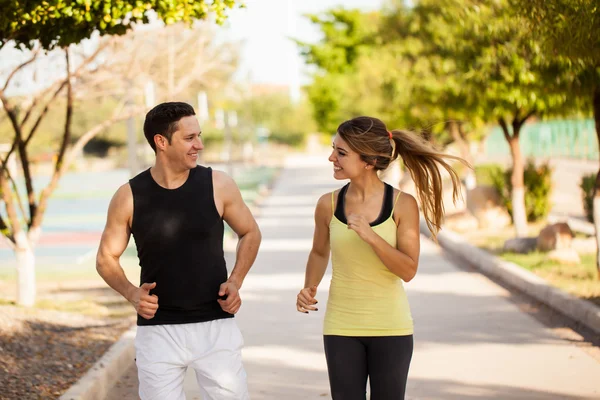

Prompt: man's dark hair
xmin=143 ymin=102 xmax=196 ymax=152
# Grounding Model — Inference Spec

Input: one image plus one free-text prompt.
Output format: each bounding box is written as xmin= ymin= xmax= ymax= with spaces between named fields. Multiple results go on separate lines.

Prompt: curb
xmin=421 ymin=219 xmax=600 ymax=336
xmin=60 ymin=325 xmax=136 ymax=400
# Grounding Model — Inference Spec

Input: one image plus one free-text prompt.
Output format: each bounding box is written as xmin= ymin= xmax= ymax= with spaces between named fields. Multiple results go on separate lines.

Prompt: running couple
xmin=97 ymin=102 xmax=465 ymax=400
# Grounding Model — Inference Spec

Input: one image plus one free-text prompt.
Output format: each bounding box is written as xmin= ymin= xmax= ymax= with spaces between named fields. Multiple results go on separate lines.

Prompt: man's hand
xmin=297 ymin=285 xmax=318 ymax=314
xmin=128 ymin=282 xmax=159 ymax=320
xmin=218 ymin=281 xmax=242 ymax=314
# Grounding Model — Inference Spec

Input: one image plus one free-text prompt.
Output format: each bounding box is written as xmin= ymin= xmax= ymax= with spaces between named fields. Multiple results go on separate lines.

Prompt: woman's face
xmin=328 ymin=133 xmax=367 ymax=180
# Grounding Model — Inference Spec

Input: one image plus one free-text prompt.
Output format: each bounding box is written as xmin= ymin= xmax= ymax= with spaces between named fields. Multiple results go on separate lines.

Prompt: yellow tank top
xmin=324 ymin=189 xmax=414 ymax=336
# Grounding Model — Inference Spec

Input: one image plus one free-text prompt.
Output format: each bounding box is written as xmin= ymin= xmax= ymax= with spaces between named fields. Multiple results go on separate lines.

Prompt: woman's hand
xmin=297 ymin=285 xmax=318 ymax=313
xmin=347 ymin=214 xmax=376 ymax=244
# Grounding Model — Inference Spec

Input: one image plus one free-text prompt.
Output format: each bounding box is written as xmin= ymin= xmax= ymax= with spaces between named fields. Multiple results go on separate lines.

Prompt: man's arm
xmin=96 ymin=184 xmax=158 ymax=319
xmin=213 ymin=170 xmax=262 ymax=314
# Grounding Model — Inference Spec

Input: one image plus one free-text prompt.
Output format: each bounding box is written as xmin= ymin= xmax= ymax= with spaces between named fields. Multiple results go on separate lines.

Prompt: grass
xmin=501 ymin=251 xmax=600 ymax=306
xmin=0 ymin=256 xmax=141 ymax=316
xmin=462 ymin=221 xmax=548 ymax=252
xmin=461 ymin=221 xmax=600 ymax=307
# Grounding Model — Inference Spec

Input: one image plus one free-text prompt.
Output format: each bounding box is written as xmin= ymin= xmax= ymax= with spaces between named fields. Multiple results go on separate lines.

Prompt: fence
xmin=484 ymin=118 xmax=597 ymax=160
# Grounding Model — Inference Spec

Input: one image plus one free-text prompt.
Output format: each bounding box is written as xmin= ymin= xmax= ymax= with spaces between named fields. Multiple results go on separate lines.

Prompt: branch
xmin=28 ymin=48 xmax=73 ymax=232
xmin=0 ymin=90 xmax=23 ymax=148
xmin=0 ymin=213 xmax=15 ymax=249
xmin=0 ymin=39 xmax=114 ymax=170
xmin=19 ymin=80 xmax=62 ymax=128
xmin=2 ymin=49 xmax=40 ymax=92
xmin=0 ymin=90 xmax=34 ymax=225
xmin=498 ymin=117 xmax=512 ymax=141
xmin=20 ymin=39 xmax=111 ymax=128
xmin=5 ymin=166 xmax=29 ymax=225
xmin=0 ymin=171 xmax=20 ymax=248
xmin=511 ymin=108 xmax=536 ymax=138
xmin=55 ymin=49 xmax=74 ymax=181
xmin=519 ymin=109 xmax=536 ymax=126
xmin=30 ymin=104 xmax=146 ymax=230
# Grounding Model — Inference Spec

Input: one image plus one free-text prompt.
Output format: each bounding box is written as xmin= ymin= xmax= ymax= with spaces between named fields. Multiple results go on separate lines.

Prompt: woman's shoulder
xmin=314 ymin=187 xmax=344 ymax=220
xmin=392 ymin=189 xmax=419 ymax=219
xmin=316 ymin=190 xmax=337 ymax=210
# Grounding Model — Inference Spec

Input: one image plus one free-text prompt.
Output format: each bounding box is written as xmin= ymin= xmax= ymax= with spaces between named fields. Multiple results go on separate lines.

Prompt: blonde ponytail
xmin=392 ymin=129 xmax=470 ymax=240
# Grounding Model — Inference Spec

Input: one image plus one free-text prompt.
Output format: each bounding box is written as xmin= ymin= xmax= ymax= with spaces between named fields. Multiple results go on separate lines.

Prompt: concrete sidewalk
xmin=107 ymin=156 xmax=600 ymax=399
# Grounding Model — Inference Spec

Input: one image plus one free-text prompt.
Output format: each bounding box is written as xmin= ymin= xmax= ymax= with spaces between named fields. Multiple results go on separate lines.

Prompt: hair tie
xmin=388 ymin=130 xmax=393 ymax=139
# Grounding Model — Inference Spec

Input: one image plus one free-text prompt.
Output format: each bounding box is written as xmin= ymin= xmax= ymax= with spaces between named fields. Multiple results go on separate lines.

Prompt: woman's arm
xmin=297 ymin=192 xmax=332 ymax=313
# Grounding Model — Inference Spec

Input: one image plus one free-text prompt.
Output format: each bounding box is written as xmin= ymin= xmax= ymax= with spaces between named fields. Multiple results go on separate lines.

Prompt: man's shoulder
xmin=113 ymin=182 xmax=133 ymax=202
xmin=107 ymin=183 xmax=133 ymax=220
xmin=210 ymin=168 xmax=235 ymax=190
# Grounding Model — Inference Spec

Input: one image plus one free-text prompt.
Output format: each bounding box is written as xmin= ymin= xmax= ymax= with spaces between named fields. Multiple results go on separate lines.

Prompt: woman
xmin=296 ymin=116 xmax=467 ymax=399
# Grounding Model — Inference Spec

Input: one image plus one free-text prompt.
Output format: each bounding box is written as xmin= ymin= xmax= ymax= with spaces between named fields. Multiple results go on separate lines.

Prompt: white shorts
xmin=135 ymin=318 xmax=249 ymax=400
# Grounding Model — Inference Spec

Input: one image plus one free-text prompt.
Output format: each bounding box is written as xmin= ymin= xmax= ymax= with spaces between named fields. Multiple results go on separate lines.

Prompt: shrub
xmin=267 ymin=131 xmax=306 ymax=147
xmin=488 ymin=160 xmax=552 ymax=222
xmin=580 ymin=173 xmax=596 ymax=223
xmin=474 ymin=164 xmax=504 ymax=186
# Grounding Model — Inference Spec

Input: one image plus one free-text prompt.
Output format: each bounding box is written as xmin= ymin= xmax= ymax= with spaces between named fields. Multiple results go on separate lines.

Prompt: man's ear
xmin=154 ymin=134 xmax=167 ymax=151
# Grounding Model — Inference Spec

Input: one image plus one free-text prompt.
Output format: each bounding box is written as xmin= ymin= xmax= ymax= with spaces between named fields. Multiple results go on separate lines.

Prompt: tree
xmin=380 ymin=2 xmax=488 ymax=186
xmin=415 ymin=0 xmax=574 ymax=237
xmin=302 ymin=1 xmax=577 ymax=239
xmin=515 ymin=0 xmax=600 ymax=277
xmin=297 ymin=8 xmax=380 ymax=134
xmin=0 ymin=0 xmax=238 ymax=50
xmin=0 ymin=1 xmax=241 ymax=306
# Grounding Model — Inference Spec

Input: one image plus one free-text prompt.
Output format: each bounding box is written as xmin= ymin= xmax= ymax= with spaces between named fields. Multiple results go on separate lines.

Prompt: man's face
xmin=163 ymin=115 xmax=204 ymax=169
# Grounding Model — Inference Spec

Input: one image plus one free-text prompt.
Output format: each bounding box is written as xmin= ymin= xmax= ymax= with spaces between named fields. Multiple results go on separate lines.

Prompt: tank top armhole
xmin=206 ymin=167 xmax=222 ymax=219
xmin=331 ymin=191 xmax=335 ymax=213
xmin=330 ymin=190 xmax=336 ymax=224
xmin=391 ymin=189 xmax=403 ymax=224
xmin=129 ymin=182 xmax=136 ymax=231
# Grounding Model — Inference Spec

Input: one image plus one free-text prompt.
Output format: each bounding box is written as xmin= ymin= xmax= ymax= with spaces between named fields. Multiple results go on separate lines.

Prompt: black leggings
xmin=323 ymin=335 xmax=413 ymax=400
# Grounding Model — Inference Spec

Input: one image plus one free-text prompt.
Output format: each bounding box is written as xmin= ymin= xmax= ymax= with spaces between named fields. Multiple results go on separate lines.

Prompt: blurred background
xmin=1 ymin=1 xmax=599 ymax=398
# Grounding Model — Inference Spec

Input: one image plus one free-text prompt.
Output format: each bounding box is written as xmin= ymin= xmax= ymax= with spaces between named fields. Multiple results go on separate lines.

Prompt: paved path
xmin=107 ymin=155 xmax=600 ymax=399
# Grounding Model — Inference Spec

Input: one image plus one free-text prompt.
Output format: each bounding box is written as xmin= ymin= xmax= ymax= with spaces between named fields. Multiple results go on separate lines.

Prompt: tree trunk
xmin=507 ymin=135 xmax=528 ymax=237
xmin=15 ymin=232 xmax=35 ymax=306
xmin=592 ymin=86 xmax=600 ymax=280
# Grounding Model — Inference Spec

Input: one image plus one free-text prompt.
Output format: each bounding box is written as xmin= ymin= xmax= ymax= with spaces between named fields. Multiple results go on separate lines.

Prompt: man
xmin=96 ymin=102 xmax=261 ymax=399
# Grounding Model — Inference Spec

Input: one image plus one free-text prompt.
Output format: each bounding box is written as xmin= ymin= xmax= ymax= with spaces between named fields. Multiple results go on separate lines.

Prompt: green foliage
xmin=514 ymin=0 xmax=600 ymax=65
xmin=297 ymin=9 xmax=380 ymax=74
xmin=268 ymin=131 xmax=305 ymax=147
xmin=300 ymin=0 xmax=577 ymax=150
xmin=580 ymin=173 xmax=596 ymax=223
xmin=297 ymin=8 xmax=381 ymax=133
xmin=234 ymin=92 xmax=315 ymax=148
xmin=0 ymin=0 xmax=240 ymax=50
xmin=489 ymin=160 xmax=553 ymax=222
xmin=474 ymin=164 xmax=504 ymax=187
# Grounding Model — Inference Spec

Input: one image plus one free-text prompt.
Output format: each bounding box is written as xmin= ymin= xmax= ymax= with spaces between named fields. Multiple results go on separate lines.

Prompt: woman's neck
xmin=347 ymin=174 xmax=384 ymax=202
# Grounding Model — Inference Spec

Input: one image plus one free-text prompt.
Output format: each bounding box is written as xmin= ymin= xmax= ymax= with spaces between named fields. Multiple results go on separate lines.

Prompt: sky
xmin=1 ymin=0 xmax=384 ymax=98
xmin=217 ymin=0 xmax=384 ymax=98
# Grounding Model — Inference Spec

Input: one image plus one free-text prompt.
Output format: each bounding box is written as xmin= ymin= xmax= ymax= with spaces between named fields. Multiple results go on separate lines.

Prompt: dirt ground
xmin=0 ymin=281 xmax=135 ymax=400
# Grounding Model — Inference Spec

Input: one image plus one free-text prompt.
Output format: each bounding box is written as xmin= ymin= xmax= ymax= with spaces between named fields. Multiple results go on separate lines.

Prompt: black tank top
xmin=129 ymin=166 xmax=232 ymax=326
xmin=334 ymin=182 xmax=394 ymax=226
